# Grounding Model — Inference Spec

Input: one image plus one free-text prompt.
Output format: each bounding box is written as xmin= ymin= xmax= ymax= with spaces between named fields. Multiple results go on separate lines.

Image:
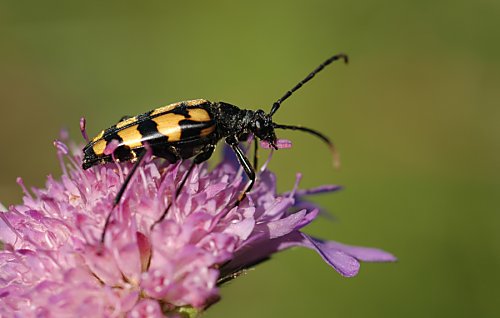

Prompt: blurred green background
xmin=1 ymin=1 xmax=499 ymax=317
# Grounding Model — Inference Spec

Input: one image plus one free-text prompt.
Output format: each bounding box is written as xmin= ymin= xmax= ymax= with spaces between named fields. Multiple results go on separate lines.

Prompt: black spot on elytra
xmin=137 ymin=118 xmax=161 ymax=139
xmin=170 ymin=104 xmax=190 ymax=117
xmin=137 ymin=118 xmax=171 ymax=159
xmin=103 ymin=129 xmax=122 ymax=144
xmin=179 ymin=119 xmax=215 ymax=140
xmin=113 ymin=145 xmax=133 ymax=161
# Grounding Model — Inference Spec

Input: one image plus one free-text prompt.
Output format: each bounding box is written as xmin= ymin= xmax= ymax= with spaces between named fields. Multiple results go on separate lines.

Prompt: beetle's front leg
xmin=226 ymin=136 xmax=256 ymax=205
xmin=253 ymin=137 xmax=259 ymax=171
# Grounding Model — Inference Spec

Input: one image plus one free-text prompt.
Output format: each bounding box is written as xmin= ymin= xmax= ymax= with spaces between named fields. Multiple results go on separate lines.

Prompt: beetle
xmin=82 ymin=53 xmax=348 ymax=241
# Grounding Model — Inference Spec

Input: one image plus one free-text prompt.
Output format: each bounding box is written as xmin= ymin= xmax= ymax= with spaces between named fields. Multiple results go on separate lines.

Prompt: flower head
xmin=0 ymin=136 xmax=395 ymax=317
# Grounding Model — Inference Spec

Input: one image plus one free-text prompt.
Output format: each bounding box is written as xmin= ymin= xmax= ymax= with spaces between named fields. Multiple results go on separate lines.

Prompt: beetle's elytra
xmin=82 ymin=53 xmax=348 ymax=242
xmin=83 ymin=99 xmax=268 ymax=170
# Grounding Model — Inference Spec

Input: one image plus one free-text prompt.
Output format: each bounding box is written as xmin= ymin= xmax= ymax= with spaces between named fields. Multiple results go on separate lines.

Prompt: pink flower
xmin=0 ymin=138 xmax=395 ymax=317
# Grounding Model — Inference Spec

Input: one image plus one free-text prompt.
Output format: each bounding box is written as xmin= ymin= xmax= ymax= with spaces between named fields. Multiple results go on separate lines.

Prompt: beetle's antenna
xmin=273 ymin=123 xmax=340 ymax=168
xmin=269 ymin=53 xmax=348 ymax=117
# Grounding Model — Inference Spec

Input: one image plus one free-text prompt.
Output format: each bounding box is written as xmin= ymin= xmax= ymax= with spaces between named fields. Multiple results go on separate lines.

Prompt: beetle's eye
xmin=255 ymin=120 xmax=261 ymax=129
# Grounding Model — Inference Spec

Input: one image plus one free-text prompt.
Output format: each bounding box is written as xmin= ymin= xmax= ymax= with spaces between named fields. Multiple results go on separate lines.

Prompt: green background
xmin=1 ymin=1 xmax=498 ymax=317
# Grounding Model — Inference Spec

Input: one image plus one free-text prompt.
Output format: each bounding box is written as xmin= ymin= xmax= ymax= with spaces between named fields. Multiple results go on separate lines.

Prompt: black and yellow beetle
xmin=82 ymin=53 xmax=348 ymax=241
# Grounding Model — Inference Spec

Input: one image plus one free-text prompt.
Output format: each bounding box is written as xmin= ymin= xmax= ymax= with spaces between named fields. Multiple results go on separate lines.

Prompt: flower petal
xmin=302 ymin=234 xmax=360 ymax=277
xmin=315 ymin=240 xmax=397 ymax=262
xmin=221 ymin=231 xmax=394 ymax=279
xmin=224 ymin=218 xmax=255 ymax=241
xmin=259 ymin=209 xmax=307 ymax=239
xmin=127 ymin=299 xmax=164 ymax=318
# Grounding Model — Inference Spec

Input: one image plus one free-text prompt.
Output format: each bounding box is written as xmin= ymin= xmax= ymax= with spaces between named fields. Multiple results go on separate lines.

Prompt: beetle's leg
xmin=101 ymin=149 xmax=147 ymax=243
xmin=152 ymin=145 xmax=215 ymax=228
xmin=227 ymin=137 xmax=256 ymax=205
xmin=253 ymin=137 xmax=259 ymax=171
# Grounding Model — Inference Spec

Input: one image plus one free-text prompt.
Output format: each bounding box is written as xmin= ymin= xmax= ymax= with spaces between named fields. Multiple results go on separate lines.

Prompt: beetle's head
xmin=250 ymin=109 xmax=277 ymax=149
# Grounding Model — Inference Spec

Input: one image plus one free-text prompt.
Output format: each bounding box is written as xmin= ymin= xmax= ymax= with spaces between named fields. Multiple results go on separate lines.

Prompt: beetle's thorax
xmin=214 ymin=102 xmax=277 ymax=145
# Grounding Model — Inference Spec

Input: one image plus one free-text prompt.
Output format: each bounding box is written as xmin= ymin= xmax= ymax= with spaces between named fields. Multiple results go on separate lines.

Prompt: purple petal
xmin=262 ymin=209 xmax=306 ymax=239
xmin=293 ymin=208 xmax=319 ymax=230
xmin=291 ymin=184 xmax=343 ymax=196
xmin=293 ymin=201 xmax=337 ymax=222
xmin=53 ymin=140 xmax=69 ymax=155
xmin=302 ymin=234 xmax=360 ymax=277
xmin=79 ymin=117 xmax=89 ymax=142
xmin=128 ymin=299 xmax=164 ymax=318
xmin=82 ymin=247 xmax=124 ymax=286
xmin=225 ymin=218 xmax=255 ymax=241
xmin=221 ymin=231 xmax=395 ymax=279
xmin=109 ymin=223 xmax=142 ymax=284
xmin=103 ymin=139 xmax=120 ymax=155
xmin=316 ymin=240 xmax=397 ymax=262
xmin=0 ymin=212 xmax=19 ymax=246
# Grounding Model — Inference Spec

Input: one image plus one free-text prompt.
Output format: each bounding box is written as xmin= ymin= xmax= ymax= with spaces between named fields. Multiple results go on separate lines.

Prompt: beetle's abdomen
xmin=82 ymin=99 xmax=216 ymax=169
